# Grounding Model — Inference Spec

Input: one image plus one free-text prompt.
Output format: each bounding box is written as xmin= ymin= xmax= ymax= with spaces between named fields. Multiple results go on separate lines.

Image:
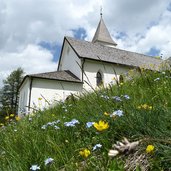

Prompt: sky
xmin=0 ymin=0 xmax=171 ymax=87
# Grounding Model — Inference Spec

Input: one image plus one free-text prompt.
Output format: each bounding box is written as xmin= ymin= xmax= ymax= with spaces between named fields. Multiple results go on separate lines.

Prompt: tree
xmin=1 ymin=68 xmax=24 ymax=115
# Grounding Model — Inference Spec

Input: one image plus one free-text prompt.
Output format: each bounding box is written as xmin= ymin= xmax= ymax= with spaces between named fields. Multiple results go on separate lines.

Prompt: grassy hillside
xmin=1 ymin=69 xmax=171 ymax=170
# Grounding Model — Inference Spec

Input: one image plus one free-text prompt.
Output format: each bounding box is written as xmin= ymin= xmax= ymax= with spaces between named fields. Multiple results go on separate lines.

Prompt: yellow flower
xmin=104 ymin=112 xmax=110 ymax=116
xmin=146 ymin=145 xmax=154 ymax=153
xmin=79 ymin=149 xmax=91 ymax=158
xmin=15 ymin=116 xmax=21 ymax=121
xmin=38 ymin=97 xmax=42 ymax=101
xmin=5 ymin=116 xmax=9 ymax=120
xmin=10 ymin=114 xmax=15 ymax=117
xmin=94 ymin=120 xmax=109 ymax=131
xmin=137 ymin=104 xmax=152 ymax=110
xmin=0 ymin=123 xmax=4 ymax=127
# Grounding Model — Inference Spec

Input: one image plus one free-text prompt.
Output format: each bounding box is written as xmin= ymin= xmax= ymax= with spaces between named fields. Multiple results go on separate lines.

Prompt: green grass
xmin=1 ymin=70 xmax=171 ymax=170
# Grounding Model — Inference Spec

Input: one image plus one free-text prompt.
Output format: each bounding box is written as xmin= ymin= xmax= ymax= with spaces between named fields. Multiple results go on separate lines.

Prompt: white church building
xmin=18 ymin=16 xmax=162 ymax=115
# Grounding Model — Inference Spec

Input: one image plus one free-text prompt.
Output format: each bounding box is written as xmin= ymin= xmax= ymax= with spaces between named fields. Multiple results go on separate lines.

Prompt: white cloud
xmin=0 ymin=0 xmax=171 ymax=87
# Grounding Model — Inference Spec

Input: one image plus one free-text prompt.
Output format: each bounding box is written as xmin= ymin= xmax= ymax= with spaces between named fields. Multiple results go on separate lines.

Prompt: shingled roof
xmin=28 ymin=70 xmax=82 ymax=83
xmin=92 ymin=17 xmax=117 ymax=46
xmin=65 ymin=36 xmax=162 ymax=70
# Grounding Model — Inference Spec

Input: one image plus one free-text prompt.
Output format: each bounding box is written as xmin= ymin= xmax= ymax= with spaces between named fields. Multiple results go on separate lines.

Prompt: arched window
xmin=96 ymin=71 xmax=103 ymax=86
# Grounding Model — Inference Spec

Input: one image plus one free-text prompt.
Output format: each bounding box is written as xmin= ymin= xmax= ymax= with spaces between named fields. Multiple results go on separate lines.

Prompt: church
xmin=18 ymin=16 xmax=162 ymax=115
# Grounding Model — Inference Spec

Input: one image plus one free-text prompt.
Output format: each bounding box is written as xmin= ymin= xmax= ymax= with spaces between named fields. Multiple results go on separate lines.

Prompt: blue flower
xmin=112 ymin=96 xmax=122 ymax=102
xmin=54 ymin=126 xmax=60 ymax=130
xmin=86 ymin=122 xmax=95 ymax=128
xmin=64 ymin=119 xmax=79 ymax=127
xmin=111 ymin=110 xmax=123 ymax=117
xmin=30 ymin=165 xmax=40 ymax=170
xmin=101 ymin=95 xmax=109 ymax=100
xmin=93 ymin=144 xmax=102 ymax=151
xmin=123 ymin=95 xmax=130 ymax=100
xmin=44 ymin=157 xmax=54 ymax=165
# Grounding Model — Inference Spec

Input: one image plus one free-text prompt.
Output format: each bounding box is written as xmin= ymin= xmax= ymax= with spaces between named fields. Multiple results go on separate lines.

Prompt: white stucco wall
xmin=83 ymin=59 xmax=132 ymax=90
xmin=29 ymin=78 xmax=82 ymax=112
xmin=58 ymin=40 xmax=82 ymax=79
xmin=18 ymin=77 xmax=30 ymax=115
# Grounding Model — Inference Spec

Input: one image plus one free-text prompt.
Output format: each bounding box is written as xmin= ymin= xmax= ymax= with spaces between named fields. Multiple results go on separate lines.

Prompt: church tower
xmin=92 ymin=14 xmax=117 ymax=47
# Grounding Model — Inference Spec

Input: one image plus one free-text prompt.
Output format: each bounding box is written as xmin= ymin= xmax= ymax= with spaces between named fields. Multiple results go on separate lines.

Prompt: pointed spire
xmin=92 ymin=16 xmax=117 ymax=47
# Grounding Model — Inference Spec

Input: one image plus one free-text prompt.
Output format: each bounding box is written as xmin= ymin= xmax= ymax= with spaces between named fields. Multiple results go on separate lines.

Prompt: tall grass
xmin=1 ymin=70 xmax=171 ymax=170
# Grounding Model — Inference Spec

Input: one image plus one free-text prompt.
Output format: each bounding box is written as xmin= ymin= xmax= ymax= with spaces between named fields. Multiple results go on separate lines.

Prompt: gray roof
xmin=29 ymin=70 xmax=82 ymax=83
xmin=66 ymin=36 xmax=162 ymax=70
xmin=92 ymin=17 xmax=117 ymax=46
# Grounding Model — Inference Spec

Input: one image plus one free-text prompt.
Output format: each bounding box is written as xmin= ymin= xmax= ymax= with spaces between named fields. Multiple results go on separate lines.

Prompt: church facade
xmin=18 ymin=17 xmax=162 ymax=115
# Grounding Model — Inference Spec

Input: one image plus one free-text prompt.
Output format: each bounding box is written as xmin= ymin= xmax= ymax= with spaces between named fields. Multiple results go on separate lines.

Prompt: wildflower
xmin=111 ymin=110 xmax=123 ymax=117
xmin=154 ymin=78 xmax=160 ymax=81
xmin=104 ymin=112 xmax=110 ymax=116
xmin=44 ymin=157 xmax=54 ymax=165
xmin=146 ymin=145 xmax=154 ymax=153
xmin=15 ymin=116 xmax=21 ymax=121
xmin=54 ymin=125 xmax=60 ymax=130
xmin=93 ymin=120 xmax=109 ymax=131
xmin=0 ymin=123 xmax=4 ymax=127
xmin=30 ymin=165 xmax=40 ymax=170
xmin=100 ymin=95 xmax=109 ymax=100
xmin=108 ymin=150 xmax=119 ymax=157
xmin=64 ymin=119 xmax=79 ymax=127
xmin=137 ymin=104 xmax=152 ymax=110
xmin=112 ymin=96 xmax=122 ymax=102
xmin=38 ymin=97 xmax=42 ymax=100
xmin=79 ymin=149 xmax=91 ymax=158
xmin=10 ymin=114 xmax=15 ymax=117
xmin=123 ymin=95 xmax=130 ymax=100
xmin=93 ymin=144 xmax=102 ymax=151
xmin=5 ymin=116 xmax=9 ymax=120
xmin=86 ymin=122 xmax=95 ymax=128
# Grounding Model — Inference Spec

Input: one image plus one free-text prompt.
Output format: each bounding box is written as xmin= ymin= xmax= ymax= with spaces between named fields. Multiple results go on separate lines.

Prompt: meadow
xmin=1 ymin=69 xmax=171 ymax=170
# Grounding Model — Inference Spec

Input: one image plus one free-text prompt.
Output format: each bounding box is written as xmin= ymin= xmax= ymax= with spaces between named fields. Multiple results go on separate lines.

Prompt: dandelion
xmin=0 ymin=123 xmax=4 ymax=127
xmin=104 ymin=112 xmax=110 ymax=116
xmin=86 ymin=122 xmax=95 ymax=128
xmin=10 ymin=114 xmax=15 ymax=117
xmin=93 ymin=144 xmax=102 ymax=151
xmin=30 ymin=165 xmax=40 ymax=170
xmin=79 ymin=149 xmax=91 ymax=158
xmin=44 ymin=157 xmax=54 ymax=165
xmin=15 ymin=116 xmax=21 ymax=121
xmin=111 ymin=110 xmax=124 ymax=117
xmin=93 ymin=120 xmax=109 ymax=131
xmin=146 ymin=145 xmax=154 ymax=153
xmin=5 ymin=116 xmax=9 ymax=120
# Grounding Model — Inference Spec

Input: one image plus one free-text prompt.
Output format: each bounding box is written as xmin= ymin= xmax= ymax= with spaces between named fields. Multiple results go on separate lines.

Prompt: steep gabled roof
xmin=65 ymin=36 xmax=162 ymax=70
xmin=29 ymin=70 xmax=82 ymax=83
xmin=92 ymin=17 xmax=117 ymax=46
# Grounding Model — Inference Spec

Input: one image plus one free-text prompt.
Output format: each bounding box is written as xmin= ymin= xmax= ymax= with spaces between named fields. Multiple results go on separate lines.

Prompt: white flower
xmin=41 ymin=125 xmax=47 ymax=130
xmin=44 ymin=157 xmax=54 ymax=165
xmin=30 ymin=165 xmax=40 ymax=170
xmin=93 ymin=144 xmax=102 ymax=151
xmin=86 ymin=122 xmax=95 ymax=128
xmin=108 ymin=150 xmax=119 ymax=157
xmin=154 ymin=78 xmax=160 ymax=81
xmin=54 ymin=126 xmax=60 ymax=130
xmin=111 ymin=110 xmax=123 ymax=117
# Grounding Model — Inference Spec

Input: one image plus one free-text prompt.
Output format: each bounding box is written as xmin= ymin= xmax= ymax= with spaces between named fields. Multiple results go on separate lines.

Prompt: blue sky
xmin=0 ymin=0 xmax=171 ymax=87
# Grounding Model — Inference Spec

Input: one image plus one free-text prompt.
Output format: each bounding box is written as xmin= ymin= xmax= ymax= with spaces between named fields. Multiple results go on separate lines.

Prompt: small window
xmin=96 ymin=71 xmax=103 ymax=86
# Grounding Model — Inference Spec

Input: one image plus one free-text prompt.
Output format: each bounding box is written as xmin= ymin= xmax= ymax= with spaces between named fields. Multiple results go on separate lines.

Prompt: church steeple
xmin=92 ymin=16 xmax=117 ymax=47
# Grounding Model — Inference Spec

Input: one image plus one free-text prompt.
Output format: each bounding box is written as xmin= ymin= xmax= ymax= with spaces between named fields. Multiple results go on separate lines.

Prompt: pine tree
xmin=1 ymin=68 xmax=24 ymax=115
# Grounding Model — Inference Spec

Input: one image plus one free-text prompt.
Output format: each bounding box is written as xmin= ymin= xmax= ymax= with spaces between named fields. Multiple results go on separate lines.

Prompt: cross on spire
xmin=100 ymin=6 xmax=103 ymax=17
